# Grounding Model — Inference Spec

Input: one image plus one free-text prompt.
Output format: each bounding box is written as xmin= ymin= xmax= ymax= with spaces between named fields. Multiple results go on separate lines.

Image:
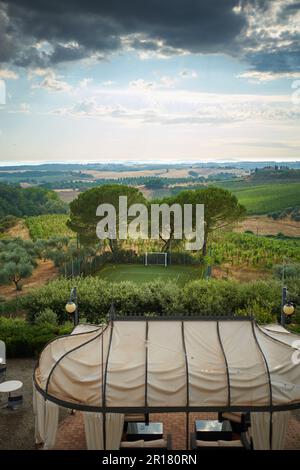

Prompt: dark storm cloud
xmin=242 ymin=0 xmax=300 ymax=76
xmin=282 ymin=1 xmax=300 ymax=16
xmin=0 ymin=0 xmax=299 ymax=75
xmin=246 ymin=50 xmax=300 ymax=74
xmin=0 ymin=0 xmax=248 ymax=66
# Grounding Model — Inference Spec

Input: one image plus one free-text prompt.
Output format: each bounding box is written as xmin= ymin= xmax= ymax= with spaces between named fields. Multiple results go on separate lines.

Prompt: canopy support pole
xmin=145 ymin=321 xmax=149 ymax=422
xmin=181 ymin=321 xmax=190 ymax=449
xmin=186 ymin=412 xmax=189 ymax=450
xmin=103 ymin=321 xmax=114 ymax=450
xmin=217 ymin=321 xmax=231 ymax=407
xmin=251 ymin=320 xmax=273 ymax=450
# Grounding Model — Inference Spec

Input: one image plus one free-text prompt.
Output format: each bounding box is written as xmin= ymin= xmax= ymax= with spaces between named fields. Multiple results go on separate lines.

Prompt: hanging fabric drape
xmin=106 ymin=413 xmax=125 ymax=449
xmin=33 ymin=385 xmax=45 ymax=445
xmin=33 ymin=386 xmax=59 ymax=449
xmin=251 ymin=411 xmax=290 ymax=450
xmin=83 ymin=412 xmax=124 ymax=450
xmin=33 ymin=319 xmax=300 ymax=450
xmin=83 ymin=412 xmax=104 ymax=450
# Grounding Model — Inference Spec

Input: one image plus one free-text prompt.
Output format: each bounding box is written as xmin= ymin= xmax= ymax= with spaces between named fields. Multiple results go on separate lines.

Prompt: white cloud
xmin=49 ymin=88 xmax=300 ymax=128
xmin=27 ymin=68 xmax=52 ymax=79
xmin=121 ymin=34 xmax=189 ymax=60
xmin=19 ymin=103 xmax=30 ymax=113
xmin=31 ymin=70 xmax=73 ymax=92
xmin=79 ymin=78 xmax=93 ymax=88
xmin=129 ymin=79 xmax=156 ymax=91
xmin=159 ymin=75 xmax=177 ymax=87
xmin=129 ymin=75 xmax=177 ymax=91
xmin=0 ymin=69 xmax=19 ymax=80
xmin=8 ymin=102 xmax=31 ymax=114
xmin=101 ymin=80 xmax=116 ymax=86
xmin=179 ymin=69 xmax=198 ymax=79
xmin=238 ymin=70 xmax=300 ymax=82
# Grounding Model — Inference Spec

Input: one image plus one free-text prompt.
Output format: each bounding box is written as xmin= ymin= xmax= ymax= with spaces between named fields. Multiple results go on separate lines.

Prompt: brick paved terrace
xmin=54 ymin=411 xmax=300 ymax=450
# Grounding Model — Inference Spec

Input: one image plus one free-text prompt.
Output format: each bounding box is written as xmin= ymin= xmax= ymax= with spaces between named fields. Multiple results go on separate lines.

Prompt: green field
xmin=216 ymin=181 xmax=300 ymax=215
xmin=25 ymin=214 xmax=74 ymax=240
xmin=96 ymin=263 xmax=204 ymax=285
xmin=153 ymin=180 xmax=300 ymax=215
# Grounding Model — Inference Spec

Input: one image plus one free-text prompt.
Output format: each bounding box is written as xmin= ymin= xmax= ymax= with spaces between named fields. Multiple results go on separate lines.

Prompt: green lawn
xmin=96 ymin=263 xmax=204 ymax=285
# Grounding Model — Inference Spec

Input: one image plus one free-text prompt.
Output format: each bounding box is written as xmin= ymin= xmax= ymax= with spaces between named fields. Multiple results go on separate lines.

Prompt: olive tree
xmin=0 ymin=239 xmax=39 ymax=290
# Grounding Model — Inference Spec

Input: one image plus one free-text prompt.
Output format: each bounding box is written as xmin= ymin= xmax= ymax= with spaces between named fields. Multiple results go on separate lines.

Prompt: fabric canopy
xmin=34 ymin=318 xmax=300 ymax=413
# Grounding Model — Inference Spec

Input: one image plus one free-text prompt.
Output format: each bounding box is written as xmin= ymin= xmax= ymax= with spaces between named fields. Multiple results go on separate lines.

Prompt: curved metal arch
xmin=33 ymin=380 xmax=300 ymax=413
xmin=35 ymin=325 xmax=102 ymax=369
xmin=181 ymin=321 xmax=190 ymax=449
xmin=32 ymin=318 xmax=300 ymax=424
xmin=251 ymin=320 xmax=273 ymax=449
xmin=45 ymin=326 xmax=108 ymax=395
xmin=145 ymin=320 xmax=149 ymax=408
xmin=216 ymin=321 xmax=231 ymax=407
xmin=257 ymin=324 xmax=300 ymax=350
xmin=102 ymin=321 xmax=115 ymax=451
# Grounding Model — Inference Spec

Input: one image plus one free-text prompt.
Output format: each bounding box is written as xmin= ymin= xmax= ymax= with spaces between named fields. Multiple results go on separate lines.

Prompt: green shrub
xmin=236 ymin=302 xmax=276 ymax=324
xmin=182 ymin=279 xmax=243 ymax=316
xmin=23 ymin=276 xmax=287 ymax=324
xmin=273 ymin=264 xmax=300 ymax=280
xmin=0 ymin=317 xmax=72 ymax=358
xmin=0 ymin=297 xmax=24 ymax=317
xmin=289 ymin=324 xmax=300 ymax=334
xmin=35 ymin=308 xmax=58 ymax=326
xmin=0 ymin=215 xmax=19 ymax=233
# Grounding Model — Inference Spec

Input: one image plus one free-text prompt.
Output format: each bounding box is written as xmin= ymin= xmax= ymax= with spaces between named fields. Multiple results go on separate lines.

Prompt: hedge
xmin=0 ymin=317 xmax=72 ymax=358
xmin=2 ymin=277 xmax=300 ymax=358
xmin=21 ymin=276 xmax=293 ymax=325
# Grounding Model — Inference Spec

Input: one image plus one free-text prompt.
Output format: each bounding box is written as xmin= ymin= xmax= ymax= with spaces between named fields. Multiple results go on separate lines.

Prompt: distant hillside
xmin=0 ymin=183 xmax=68 ymax=218
xmin=228 ymin=182 xmax=300 ymax=215
xmin=248 ymin=168 xmax=300 ymax=183
xmin=1 ymin=161 xmax=300 ymax=172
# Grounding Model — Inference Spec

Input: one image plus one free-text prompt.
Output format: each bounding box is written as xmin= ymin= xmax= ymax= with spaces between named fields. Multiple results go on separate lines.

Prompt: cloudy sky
xmin=0 ymin=0 xmax=300 ymax=164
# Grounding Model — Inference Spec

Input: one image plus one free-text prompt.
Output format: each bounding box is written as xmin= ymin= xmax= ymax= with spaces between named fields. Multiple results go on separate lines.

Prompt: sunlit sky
xmin=0 ymin=0 xmax=300 ymax=164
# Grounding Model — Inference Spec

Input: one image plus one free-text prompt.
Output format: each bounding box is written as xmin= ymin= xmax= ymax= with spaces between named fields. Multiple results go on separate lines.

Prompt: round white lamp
xmin=283 ymin=302 xmax=295 ymax=317
xmin=65 ymin=301 xmax=76 ymax=315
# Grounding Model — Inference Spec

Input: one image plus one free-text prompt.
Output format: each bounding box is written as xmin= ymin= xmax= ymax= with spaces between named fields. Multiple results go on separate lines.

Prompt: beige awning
xmin=34 ymin=318 xmax=300 ymax=412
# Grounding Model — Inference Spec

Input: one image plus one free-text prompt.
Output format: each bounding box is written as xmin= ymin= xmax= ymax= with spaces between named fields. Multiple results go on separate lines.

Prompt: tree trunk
xmin=13 ymin=279 xmax=22 ymax=291
xmin=108 ymin=239 xmax=115 ymax=253
xmin=202 ymin=228 xmax=209 ymax=256
xmin=202 ymin=238 xmax=207 ymax=256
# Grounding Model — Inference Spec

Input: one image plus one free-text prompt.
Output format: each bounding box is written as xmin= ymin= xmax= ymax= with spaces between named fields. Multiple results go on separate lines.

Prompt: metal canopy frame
xmin=34 ymin=315 xmax=300 ymax=413
xmin=34 ymin=315 xmax=300 ymax=450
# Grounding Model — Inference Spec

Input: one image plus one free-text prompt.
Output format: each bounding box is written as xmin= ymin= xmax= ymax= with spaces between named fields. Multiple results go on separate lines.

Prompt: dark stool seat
xmin=7 ymin=395 xmax=23 ymax=410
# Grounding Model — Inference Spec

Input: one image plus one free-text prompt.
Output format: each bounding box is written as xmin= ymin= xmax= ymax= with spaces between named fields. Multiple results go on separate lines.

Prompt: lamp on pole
xmin=65 ymin=287 xmax=79 ymax=327
xmin=281 ymin=287 xmax=295 ymax=326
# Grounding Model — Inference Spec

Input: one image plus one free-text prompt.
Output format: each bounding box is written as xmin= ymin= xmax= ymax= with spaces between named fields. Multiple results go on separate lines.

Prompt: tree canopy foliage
xmin=68 ymin=184 xmax=246 ymax=255
xmin=175 ymin=187 xmax=246 ymax=254
xmin=0 ymin=239 xmax=40 ymax=290
xmin=68 ymin=184 xmax=146 ymax=249
xmin=0 ymin=183 xmax=68 ymax=218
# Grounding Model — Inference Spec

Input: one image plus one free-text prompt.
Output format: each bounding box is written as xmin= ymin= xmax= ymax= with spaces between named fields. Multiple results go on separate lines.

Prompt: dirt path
xmin=235 ymin=216 xmax=300 ymax=237
xmin=212 ymin=264 xmax=271 ymax=282
xmin=6 ymin=219 xmax=31 ymax=240
xmin=0 ymin=260 xmax=58 ymax=300
xmin=1 ymin=220 xmax=58 ymax=300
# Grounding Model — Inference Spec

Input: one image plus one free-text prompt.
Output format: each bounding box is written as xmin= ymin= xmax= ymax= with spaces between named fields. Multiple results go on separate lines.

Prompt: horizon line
xmin=0 ymin=159 xmax=300 ymax=167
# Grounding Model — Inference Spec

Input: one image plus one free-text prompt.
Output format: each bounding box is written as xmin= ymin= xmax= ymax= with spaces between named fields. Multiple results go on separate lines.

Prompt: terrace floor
xmin=53 ymin=410 xmax=300 ymax=450
xmin=1 ymin=359 xmax=300 ymax=450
